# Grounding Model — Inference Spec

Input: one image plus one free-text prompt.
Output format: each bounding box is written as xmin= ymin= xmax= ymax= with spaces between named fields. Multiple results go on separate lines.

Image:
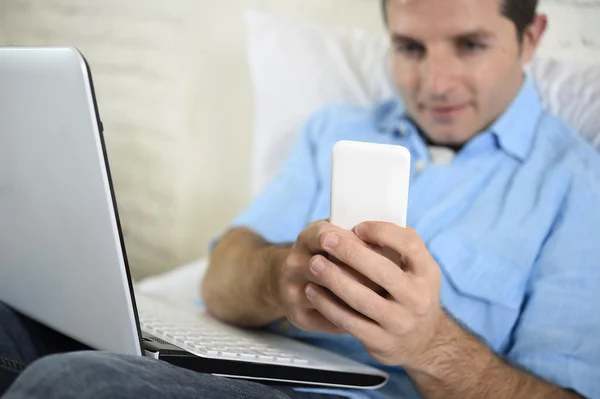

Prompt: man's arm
xmin=201 ymin=227 xmax=290 ymax=327
xmin=203 ymin=221 xmax=355 ymax=333
xmin=200 ymin=107 xmax=337 ymax=327
xmin=407 ymin=313 xmax=583 ymax=399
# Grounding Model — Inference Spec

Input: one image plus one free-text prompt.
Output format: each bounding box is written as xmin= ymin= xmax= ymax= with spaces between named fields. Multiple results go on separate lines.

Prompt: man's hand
xmin=302 ymin=221 xmax=444 ymax=367
xmin=276 ymin=220 xmax=385 ymax=334
xmin=304 ymin=221 xmax=583 ymax=399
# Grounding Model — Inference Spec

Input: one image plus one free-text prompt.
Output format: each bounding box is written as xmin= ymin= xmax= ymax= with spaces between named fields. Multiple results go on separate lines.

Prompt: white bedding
xmin=137 ymin=258 xmax=208 ymax=301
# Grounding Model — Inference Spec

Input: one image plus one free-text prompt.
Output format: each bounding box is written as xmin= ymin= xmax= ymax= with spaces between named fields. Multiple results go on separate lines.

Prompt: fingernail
xmin=305 ymin=285 xmax=317 ymax=299
xmin=324 ymin=233 xmax=340 ymax=249
xmin=353 ymin=224 xmax=364 ymax=237
xmin=311 ymin=257 xmax=325 ymax=274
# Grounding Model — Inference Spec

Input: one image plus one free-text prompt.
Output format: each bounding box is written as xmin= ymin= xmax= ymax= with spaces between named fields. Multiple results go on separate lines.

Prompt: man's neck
xmin=410 ymin=120 xmax=466 ymax=153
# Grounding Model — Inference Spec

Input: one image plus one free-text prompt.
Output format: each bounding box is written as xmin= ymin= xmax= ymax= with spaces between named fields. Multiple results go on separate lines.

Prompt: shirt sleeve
xmin=506 ymin=171 xmax=600 ymax=399
xmin=225 ymin=109 xmax=328 ymax=246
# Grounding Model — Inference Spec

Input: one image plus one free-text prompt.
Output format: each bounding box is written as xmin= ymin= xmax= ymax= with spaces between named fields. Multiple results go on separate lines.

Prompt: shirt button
xmin=415 ymin=159 xmax=426 ymax=171
xmin=397 ymin=121 xmax=411 ymax=136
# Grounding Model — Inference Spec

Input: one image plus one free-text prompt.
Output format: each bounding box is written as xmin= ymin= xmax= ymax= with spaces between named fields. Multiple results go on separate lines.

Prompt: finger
xmin=282 ymin=279 xmax=316 ymax=310
xmin=299 ymin=220 xmax=342 ymax=255
xmin=289 ymin=308 xmax=345 ymax=335
xmin=305 ymin=283 xmax=386 ymax=342
xmin=318 ymin=231 xmax=407 ymax=296
xmin=308 ymin=255 xmax=393 ymax=328
xmin=280 ymin=251 xmax=321 ymax=307
xmin=354 ymin=223 xmax=431 ymax=276
xmin=338 ymin=263 xmax=387 ymax=296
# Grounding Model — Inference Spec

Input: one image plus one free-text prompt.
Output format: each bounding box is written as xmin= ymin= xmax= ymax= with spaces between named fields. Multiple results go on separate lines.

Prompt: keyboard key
xmin=207 ymin=344 xmax=230 ymax=350
xmin=249 ymin=345 xmax=269 ymax=350
xmin=222 ymin=347 xmax=243 ymax=352
xmin=137 ymin=296 xmax=324 ymax=368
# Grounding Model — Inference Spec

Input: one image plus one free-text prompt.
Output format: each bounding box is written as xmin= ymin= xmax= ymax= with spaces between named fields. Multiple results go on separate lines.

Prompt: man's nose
xmin=421 ymin=52 xmax=459 ymax=99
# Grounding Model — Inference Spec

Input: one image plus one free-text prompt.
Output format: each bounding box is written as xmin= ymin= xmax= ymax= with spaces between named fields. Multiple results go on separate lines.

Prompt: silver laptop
xmin=0 ymin=46 xmax=388 ymax=390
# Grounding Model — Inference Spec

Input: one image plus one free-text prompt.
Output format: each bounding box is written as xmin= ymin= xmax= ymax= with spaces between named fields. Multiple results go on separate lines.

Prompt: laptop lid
xmin=0 ymin=46 xmax=143 ymax=356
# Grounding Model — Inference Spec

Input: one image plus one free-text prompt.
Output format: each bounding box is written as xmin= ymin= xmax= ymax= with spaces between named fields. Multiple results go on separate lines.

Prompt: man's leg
xmin=3 ymin=351 xmax=333 ymax=399
xmin=0 ymin=302 xmax=87 ymax=395
xmin=1 ymin=302 xmax=346 ymax=398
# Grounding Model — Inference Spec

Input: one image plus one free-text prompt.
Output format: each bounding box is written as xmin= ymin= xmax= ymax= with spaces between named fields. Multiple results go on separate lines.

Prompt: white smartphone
xmin=330 ymin=140 xmax=411 ymax=230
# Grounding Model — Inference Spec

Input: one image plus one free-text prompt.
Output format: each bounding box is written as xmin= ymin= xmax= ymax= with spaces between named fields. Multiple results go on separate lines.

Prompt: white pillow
xmin=245 ymin=10 xmax=600 ymax=195
xmin=245 ymin=10 xmax=393 ymax=195
xmin=528 ymin=58 xmax=600 ymax=148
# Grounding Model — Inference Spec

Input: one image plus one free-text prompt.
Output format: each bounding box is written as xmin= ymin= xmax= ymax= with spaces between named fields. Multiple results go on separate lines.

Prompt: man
xmin=1 ymin=0 xmax=599 ymax=398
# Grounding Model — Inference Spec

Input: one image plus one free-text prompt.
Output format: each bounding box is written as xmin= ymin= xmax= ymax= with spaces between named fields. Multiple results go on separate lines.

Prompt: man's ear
xmin=521 ymin=14 xmax=548 ymax=64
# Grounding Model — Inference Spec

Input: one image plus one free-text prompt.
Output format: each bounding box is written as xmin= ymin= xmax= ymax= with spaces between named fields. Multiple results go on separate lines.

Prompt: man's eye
xmin=395 ymin=42 xmax=425 ymax=56
xmin=459 ymin=39 xmax=486 ymax=53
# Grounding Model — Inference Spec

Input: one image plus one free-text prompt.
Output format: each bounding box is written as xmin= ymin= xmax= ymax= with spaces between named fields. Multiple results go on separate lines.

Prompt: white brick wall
xmin=1 ymin=0 xmax=598 ymax=279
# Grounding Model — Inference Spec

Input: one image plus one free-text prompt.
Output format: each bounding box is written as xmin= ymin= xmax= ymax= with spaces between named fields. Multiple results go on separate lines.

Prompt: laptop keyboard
xmin=136 ymin=295 xmax=311 ymax=365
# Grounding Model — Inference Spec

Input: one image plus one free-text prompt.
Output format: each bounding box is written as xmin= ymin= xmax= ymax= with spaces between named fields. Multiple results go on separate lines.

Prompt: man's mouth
xmin=427 ymin=104 xmax=469 ymax=119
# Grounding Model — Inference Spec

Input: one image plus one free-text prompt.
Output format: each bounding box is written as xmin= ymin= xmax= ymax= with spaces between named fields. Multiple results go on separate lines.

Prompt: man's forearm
xmin=201 ymin=227 xmax=290 ymax=327
xmin=407 ymin=313 xmax=583 ymax=399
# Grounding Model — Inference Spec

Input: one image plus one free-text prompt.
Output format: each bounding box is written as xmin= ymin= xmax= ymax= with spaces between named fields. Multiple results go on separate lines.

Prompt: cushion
xmin=528 ymin=59 xmax=600 ymax=148
xmin=245 ymin=10 xmax=393 ymax=195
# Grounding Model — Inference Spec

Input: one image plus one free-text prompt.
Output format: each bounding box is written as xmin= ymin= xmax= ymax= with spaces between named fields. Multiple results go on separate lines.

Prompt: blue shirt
xmin=227 ymin=77 xmax=600 ymax=399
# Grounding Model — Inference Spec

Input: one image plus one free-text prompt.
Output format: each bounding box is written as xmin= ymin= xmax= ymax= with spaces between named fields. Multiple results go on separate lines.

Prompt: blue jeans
xmin=0 ymin=302 xmax=344 ymax=399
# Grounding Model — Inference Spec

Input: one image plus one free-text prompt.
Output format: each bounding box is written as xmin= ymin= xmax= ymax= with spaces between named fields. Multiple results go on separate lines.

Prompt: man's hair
xmin=380 ymin=0 xmax=538 ymax=41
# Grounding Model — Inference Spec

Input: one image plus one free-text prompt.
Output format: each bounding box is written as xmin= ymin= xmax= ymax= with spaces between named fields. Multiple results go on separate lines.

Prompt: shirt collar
xmin=377 ymin=98 xmax=408 ymax=136
xmin=489 ymin=75 xmax=543 ymax=161
xmin=377 ymin=75 xmax=543 ymax=162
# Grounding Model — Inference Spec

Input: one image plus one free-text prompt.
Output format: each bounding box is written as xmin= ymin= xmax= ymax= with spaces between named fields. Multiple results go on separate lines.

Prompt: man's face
xmin=386 ymin=0 xmax=544 ymax=145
